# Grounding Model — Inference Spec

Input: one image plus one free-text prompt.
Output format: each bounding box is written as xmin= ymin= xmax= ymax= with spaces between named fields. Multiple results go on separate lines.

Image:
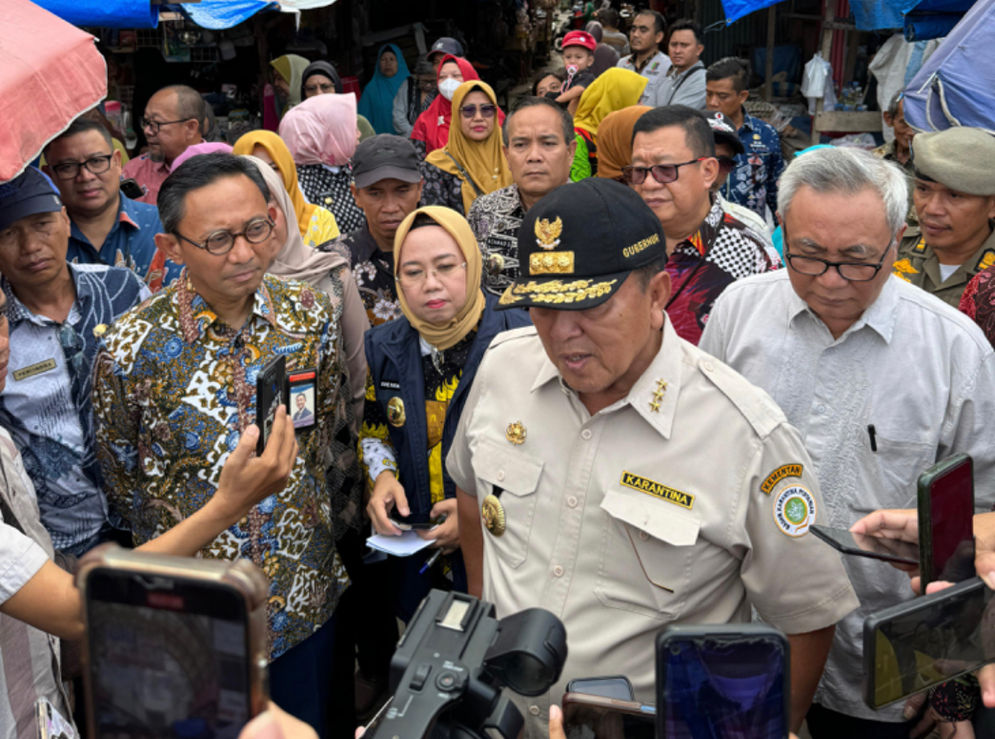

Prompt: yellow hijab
xmin=573 ymin=68 xmax=649 ymax=136
xmin=233 ymin=130 xmax=320 ymax=241
xmin=425 ymin=81 xmax=513 ymax=214
xmin=393 ymin=206 xmax=487 ymax=351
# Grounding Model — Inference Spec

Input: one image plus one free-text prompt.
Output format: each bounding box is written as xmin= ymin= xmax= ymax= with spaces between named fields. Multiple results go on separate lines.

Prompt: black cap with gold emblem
xmin=496 ymin=178 xmax=666 ymax=311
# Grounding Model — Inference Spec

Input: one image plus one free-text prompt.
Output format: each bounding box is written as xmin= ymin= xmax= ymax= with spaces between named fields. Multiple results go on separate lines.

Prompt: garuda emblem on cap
xmin=535 ymin=217 xmax=562 ymax=251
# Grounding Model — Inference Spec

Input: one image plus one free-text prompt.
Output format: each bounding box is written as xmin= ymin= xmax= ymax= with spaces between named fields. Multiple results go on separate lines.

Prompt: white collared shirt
xmin=616 ymin=50 xmax=672 ymax=106
xmin=700 ymin=271 xmax=995 ymax=721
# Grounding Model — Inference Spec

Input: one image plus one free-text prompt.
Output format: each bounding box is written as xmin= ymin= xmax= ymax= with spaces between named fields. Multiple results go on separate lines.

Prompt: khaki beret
xmin=912 ymin=127 xmax=995 ymax=195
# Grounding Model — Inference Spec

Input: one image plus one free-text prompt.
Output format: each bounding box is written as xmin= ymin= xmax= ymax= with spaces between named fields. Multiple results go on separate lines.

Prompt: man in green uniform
xmin=892 ymin=126 xmax=995 ymax=306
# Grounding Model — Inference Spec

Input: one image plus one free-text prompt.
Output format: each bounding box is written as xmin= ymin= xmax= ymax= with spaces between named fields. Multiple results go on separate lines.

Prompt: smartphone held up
xmin=78 ymin=545 xmax=269 ymax=738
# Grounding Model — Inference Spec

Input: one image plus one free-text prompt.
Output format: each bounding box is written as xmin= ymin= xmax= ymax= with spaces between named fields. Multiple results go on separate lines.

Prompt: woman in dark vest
xmin=360 ymin=205 xmax=530 ymax=618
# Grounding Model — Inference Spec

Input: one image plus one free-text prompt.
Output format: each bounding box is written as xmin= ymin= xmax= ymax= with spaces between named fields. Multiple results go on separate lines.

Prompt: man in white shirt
xmin=615 ymin=10 xmax=671 ymax=106
xmin=699 ymin=147 xmax=995 ymax=738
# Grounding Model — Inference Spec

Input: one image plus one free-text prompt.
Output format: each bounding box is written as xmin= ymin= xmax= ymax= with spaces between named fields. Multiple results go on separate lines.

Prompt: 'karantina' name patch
xmin=620 ymin=471 xmax=694 ymax=510
xmin=760 ymin=464 xmax=803 ymax=495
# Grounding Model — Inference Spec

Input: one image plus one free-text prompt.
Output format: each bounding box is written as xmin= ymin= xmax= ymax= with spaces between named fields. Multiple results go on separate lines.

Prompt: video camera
xmin=368 ymin=588 xmax=567 ymax=739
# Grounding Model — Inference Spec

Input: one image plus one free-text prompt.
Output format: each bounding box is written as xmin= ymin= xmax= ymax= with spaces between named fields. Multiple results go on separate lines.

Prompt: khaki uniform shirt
xmin=447 ymin=320 xmax=859 ymax=737
xmin=893 ymin=227 xmax=995 ymax=307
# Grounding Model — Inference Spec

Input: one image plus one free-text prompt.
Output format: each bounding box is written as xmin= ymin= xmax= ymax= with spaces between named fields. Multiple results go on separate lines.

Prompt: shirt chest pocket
xmin=473 ymin=439 xmax=544 ymax=569
xmin=595 ymin=488 xmax=700 ymax=621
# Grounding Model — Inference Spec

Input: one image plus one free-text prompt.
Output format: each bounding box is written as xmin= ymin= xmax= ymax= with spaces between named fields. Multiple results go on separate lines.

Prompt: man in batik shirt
xmin=91 ymin=153 xmax=358 ymax=736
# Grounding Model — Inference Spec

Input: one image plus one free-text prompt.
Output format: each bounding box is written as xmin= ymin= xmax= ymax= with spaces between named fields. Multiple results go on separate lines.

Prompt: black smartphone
xmin=255 ymin=355 xmax=287 ymax=455
xmin=918 ymin=454 xmax=975 ymax=587
xmin=811 ymin=524 xmax=919 ymax=565
xmin=656 ymin=624 xmax=790 ymax=739
xmin=388 ymin=508 xmax=442 ymax=531
xmin=78 ymin=545 xmax=270 ymax=738
xmin=561 ymin=692 xmax=655 ymax=739
xmin=863 ymin=576 xmax=995 ymax=710
xmin=565 ymin=675 xmax=634 ymax=701
xmin=119 ymin=178 xmax=144 ymax=200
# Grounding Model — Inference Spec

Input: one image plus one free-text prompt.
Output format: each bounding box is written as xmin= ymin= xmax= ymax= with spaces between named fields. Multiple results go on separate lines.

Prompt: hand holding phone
xmin=366 ymin=471 xmax=410 ymax=536
xmin=78 ymin=546 xmax=269 ymax=738
xmin=561 ymin=693 xmax=655 ymax=739
xmin=256 ymin=355 xmax=288 ymax=455
xmin=656 ymin=624 xmax=790 ymax=739
xmin=215 ymin=405 xmax=297 ymax=520
xmin=918 ymin=455 xmax=975 ymax=588
xmin=810 ymin=524 xmax=919 ymax=566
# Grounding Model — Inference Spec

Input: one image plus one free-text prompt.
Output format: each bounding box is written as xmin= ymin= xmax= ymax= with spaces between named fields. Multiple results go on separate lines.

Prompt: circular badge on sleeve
xmin=772 ymin=485 xmax=816 ymax=537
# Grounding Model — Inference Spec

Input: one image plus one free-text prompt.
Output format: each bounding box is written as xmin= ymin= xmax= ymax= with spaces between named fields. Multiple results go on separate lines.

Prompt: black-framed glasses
xmin=460 ymin=103 xmax=497 ymax=119
xmin=50 ymin=154 xmax=113 ymax=180
xmin=622 ymin=158 xmax=707 ymax=185
xmin=141 ymin=116 xmax=194 ymax=135
xmin=175 ymin=217 xmax=275 ymax=256
xmin=716 ymin=156 xmax=737 ymax=175
xmin=783 ymin=232 xmax=894 ymax=282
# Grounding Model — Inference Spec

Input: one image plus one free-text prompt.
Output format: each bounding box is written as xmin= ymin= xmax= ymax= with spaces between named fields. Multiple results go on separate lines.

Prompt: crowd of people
xmin=3 ymin=6 xmax=995 ymax=739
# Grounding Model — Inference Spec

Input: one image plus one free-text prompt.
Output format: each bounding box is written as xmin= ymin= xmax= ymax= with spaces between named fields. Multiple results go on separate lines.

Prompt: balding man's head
xmin=142 ymin=85 xmax=205 ymax=164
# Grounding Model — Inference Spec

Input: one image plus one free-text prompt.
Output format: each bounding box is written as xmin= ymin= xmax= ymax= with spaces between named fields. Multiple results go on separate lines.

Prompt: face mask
xmin=439 ymin=78 xmax=461 ymax=100
xmin=566 ymin=64 xmax=579 ymax=77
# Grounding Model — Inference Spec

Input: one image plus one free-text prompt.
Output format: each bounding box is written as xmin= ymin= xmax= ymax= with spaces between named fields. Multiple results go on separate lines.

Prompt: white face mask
xmin=438 ymin=77 xmax=461 ymax=101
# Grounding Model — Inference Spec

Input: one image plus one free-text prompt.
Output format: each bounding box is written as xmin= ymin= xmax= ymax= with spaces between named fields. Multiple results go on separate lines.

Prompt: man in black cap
xmin=448 ymin=177 xmax=858 ymax=738
xmin=427 ymin=36 xmax=465 ymax=68
xmin=0 ymin=167 xmax=148 ymax=555
xmin=705 ymin=110 xmax=771 ymax=237
xmin=321 ymin=134 xmax=423 ymax=325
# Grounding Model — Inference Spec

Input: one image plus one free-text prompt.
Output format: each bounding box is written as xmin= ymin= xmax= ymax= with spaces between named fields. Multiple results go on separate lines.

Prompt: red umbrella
xmin=0 ymin=0 xmax=107 ymax=182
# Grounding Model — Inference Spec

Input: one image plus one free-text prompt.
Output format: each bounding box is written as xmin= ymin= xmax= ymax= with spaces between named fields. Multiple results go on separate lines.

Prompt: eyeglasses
xmin=175 ymin=217 xmax=275 ymax=256
xmin=396 ymin=261 xmax=467 ymax=287
xmin=783 ymin=233 xmax=893 ymax=282
xmin=141 ymin=116 xmax=194 ymax=135
xmin=50 ymin=154 xmax=113 ymax=180
xmin=716 ymin=156 xmax=737 ymax=175
xmin=460 ymin=104 xmax=497 ymax=119
xmin=622 ymin=158 xmax=707 ymax=185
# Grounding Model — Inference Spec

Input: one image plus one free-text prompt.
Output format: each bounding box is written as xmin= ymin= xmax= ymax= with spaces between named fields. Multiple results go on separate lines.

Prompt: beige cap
xmin=912 ymin=127 xmax=995 ymax=195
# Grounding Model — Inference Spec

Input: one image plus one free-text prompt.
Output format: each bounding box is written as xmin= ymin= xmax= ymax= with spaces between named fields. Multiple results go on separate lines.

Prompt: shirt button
xmin=497 ymin=470 xmax=505 ymax=481
xmin=581 ymin=429 xmax=592 ymax=440
xmin=639 ymin=531 xmax=649 ymax=541
xmin=566 ymin=495 xmax=578 ymax=508
xmin=703 ymin=360 xmax=715 ymax=372
xmin=553 ymin=565 xmax=564 ymax=577
xmin=816 ymin=404 xmax=826 ymax=414
xmin=529 ymin=705 xmax=541 ymax=716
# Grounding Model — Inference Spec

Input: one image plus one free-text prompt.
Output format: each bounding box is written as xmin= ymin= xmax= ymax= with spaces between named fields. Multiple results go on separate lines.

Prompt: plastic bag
xmin=802 ymin=53 xmax=836 ymax=114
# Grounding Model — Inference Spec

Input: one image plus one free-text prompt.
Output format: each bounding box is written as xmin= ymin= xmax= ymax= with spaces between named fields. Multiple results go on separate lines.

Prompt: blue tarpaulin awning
xmin=903 ymin=0 xmax=995 ymax=132
xmin=31 ymin=0 xmax=278 ymax=29
xmin=721 ymin=0 xmax=973 ymax=38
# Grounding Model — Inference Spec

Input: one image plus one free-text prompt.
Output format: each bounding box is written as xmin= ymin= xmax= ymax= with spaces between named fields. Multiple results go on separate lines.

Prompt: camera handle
xmin=447 ymin=694 xmax=523 ymax=739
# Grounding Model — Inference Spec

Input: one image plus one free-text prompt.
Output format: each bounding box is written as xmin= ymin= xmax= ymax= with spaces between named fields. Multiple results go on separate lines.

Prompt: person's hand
xmin=367 ymin=471 xmax=408 ymax=536
xmin=417 ymin=498 xmax=459 ymax=553
xmin=850 ymin=509 xmax=919 ymax=545
xmin=215 ymin=406 xmax=298 ymax=521
xmin=239 ymin=703 xmax=317 ymax=739
xmin=549 ymin=704 xmax=567 ymax=739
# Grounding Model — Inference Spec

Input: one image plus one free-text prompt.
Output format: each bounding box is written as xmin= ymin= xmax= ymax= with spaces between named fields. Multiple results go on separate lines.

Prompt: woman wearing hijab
xmin=265 ymin=54 xmax=309 ymax=129
xmin=232 ymin=130 xmax=340 ymax=246
xmin=300 ymin=60 xmax=344 ymax=98
xmin=170 ymin=141 xmax=233 ymax=170
xmin=419 ymin=81 xmax=512 ymax=216
xmin=410 ymin=54 xmax=480 ymax=155
xmin=597 ymin=105 xmax=653 ymax=182
xmin=279 ymin=93 xmax=366 ymax=234
xmin=359 ymin=44 xmax=410 ymax=135
xmin=570 ymin=68 xmax=647 ymax=181
xmin=361 ymin=206 xmax=531 ymax=620
xmin=240 ymin=154 xmax=369 ymax=420
xmin=393 ymin=57 xmax=437 ymax=137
